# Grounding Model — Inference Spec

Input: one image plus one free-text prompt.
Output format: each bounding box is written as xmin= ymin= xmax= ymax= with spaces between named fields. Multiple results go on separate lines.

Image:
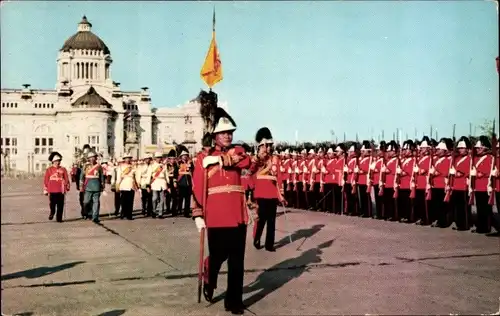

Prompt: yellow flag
xmin=200 ymin=10 xmax=223 ymax=88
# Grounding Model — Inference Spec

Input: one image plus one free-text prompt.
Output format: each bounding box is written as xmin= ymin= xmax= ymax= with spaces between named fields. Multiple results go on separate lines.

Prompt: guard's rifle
xmin=378 ymin=153 xmax=387 ymax=197
xmin=468 ymin=147 xmax=476 ymax=205
xmin=488 ymin=120 xmax=497 ymax=205
xmin=393 ymin=150 xmax=402 ymax=199
xmin=425 ymin=149 xmax=434 ymax=201
xmin=351 ymin=151 xmax=360 ymax=195
xmin=444 ymin=124 xmax=457 ymax=202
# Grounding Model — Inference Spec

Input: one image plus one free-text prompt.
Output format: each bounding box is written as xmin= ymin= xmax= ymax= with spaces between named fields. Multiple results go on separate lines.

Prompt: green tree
xmin=477 ymin=119 xmax=496 ymax=139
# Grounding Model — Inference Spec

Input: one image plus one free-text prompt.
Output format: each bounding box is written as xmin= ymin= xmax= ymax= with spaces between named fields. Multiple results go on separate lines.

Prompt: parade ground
xmin=1 ymin=179 xmax=499 ymax=316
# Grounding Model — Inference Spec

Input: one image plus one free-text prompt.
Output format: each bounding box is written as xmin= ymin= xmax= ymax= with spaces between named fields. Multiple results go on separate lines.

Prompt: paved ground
xmin=1 ymin=178 xmax=499 ymax=316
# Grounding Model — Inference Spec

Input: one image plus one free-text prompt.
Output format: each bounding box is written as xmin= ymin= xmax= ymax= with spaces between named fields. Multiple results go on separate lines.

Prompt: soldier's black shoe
xmin=253 ymin=240 xmax=262 ymax=250
xmin=93 ymin=219 xmax=100 ymax=224
xmin=203 ymin=283 xmax=214 ymax=302
xmin=265 ymin=246 xmax=276 ymax=252
xmin=152 ymin=213 xmax=157 ymax=218
xmin=225 ymin=301 xmax=245 ymax=314
xmin=49 ymin=214 xmax=54 ymax=220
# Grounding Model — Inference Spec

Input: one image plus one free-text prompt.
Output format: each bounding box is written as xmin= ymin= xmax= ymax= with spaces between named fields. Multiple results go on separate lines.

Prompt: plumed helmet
xmin=402 ymin=139 xmax=415 ymax=150
xmin=361 ymin=140 xmax=371 ymax=151
xmin=475 ymin=135 xmax=492 ymax=149
xmin=457 ymin=136 xmax=471 ymax=149
xmin=420 ymin=136 xmax=431 ymax=148
xmin=202 ymin=132 xmax=212 ymax=147
xmin=167 ymin=149 xmax=177 ymax=158
xmin=176 ymin=145 xmax=189 ymax=157
xmin=255 ymin=127 xmax=273 ymax=146
xmin=48 ymin=151 xmax=62 ymax=162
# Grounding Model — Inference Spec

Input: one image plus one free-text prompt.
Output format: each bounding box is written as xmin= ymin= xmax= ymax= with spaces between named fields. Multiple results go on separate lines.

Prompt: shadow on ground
xmin=1 ymin=261 xmax=85 ymax=281
xmin=95 ymin=309 xmax=126 ymax=316
xmin=275 ymin=224 xmax=325 ymax=249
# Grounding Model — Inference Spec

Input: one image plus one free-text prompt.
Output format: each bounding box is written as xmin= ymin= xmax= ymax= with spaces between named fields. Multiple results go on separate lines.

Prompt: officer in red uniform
xmin=192 ymin=106 xmax=250 ymax=314
xmin=397 ymin=140 xmax=416 ymax=222
xmin=43 ymin=152 xmax=70 ymax=222
xmin=372 ymin=141 xmax=386 ymax=219
xmin=345 ymin=143 xmax=359 ymax=215
xmin=334 ymin=143 xmax=347 ymax=214
xmin=323 ymin=147 xmax=337 ymax=213
xmin=450 ymin=136 xmax=472 ymax=230
xmin=358 ymin=141 xmax=372 ymax=217
xmin=381 ymin=141 xmax=398 ymax=221
xmin=250 ymin=127 xmax=286 ymax=252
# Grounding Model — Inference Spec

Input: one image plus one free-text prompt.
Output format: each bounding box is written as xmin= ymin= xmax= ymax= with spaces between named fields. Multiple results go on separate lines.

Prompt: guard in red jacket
xmin=382 ymin=141 xmax=398 ymax=221
xmin=334 ymin=143 xmax=347 ymax=214
xmin=430 ymin=138 xmax=453 ymax=227
xmin=471 ymin=136 xmax=497 ymax=234
xmin=43 ymin=152 xmax=70 ymax=222
xmin=415 ymin=136 xmax=433 ymax=225
xmin=323 ymin=147 xmax=337 ymax=213
xmin=192 ymin=105 xmax=250 ymax=314
xmin=451 ymin=136 xmax=472 ymax=230
xmin=372 ymin=141 xmax=386 ymax=219
xmin=397 ymin=140 xmax=416 ymax=222
xmin=358 ymin=141 xmax=372 ymax=217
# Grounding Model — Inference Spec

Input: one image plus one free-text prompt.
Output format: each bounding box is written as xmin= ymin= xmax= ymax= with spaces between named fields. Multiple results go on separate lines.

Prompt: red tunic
xmin=433 ymin=156 xmax=451 ymax=189
xmin=346 ymin=157 xmax=357 ymax=184
xmin=299 ymin=159 xmax=308 ymax=183
xmin=314 ymin=158 xmax=323 ymax=183
xmin=384 ymin=157 xmax=397 ymax=189
xmin=325 ymin=158 xmax=336 ymax=184
xmin=473 ymin=154 xmax=493 ymax=192
xmin=192 ymin=146 xmax=250 ymax=228
xmin=417 ymin=155 xmax=431 ymax=190
xmin=281 ymin=158 xmax=291 ymax=183
xmin=400 ymin=157 xmax=415 ymax=190
xmin=291 ymin=159 xmax=298 ymax=185
xmin=334 ymin=158 xmax=345 ymax=186
xmin=44 ymin=166 xmax=70 ymax=193
xmin=453 ymin=155 xmax=470 ymax=191
xmin=251 ymin=156 xmax=281 ymax=199
xmin=358 ymin=156 xmax=370 ymax=185
xmin=372 ymin=157 xmax=383 ymax=185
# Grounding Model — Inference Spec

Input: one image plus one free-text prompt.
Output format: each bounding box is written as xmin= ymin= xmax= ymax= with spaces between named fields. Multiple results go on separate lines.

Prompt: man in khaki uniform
xmin=112 ymin=153 xmax=139 ymax=220
xmin=137 ymin=154 xmax=153 ymax=216
xmin=151 ymin=151 xmax=169 ymax=218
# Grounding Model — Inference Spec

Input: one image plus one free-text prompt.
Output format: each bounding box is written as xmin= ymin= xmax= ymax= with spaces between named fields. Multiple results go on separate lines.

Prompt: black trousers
xmin=414 ymin=189 xmax=430 ymax=224
xmin=382 ymin=187 xmax=395 ymax=220
xmin=177 ymin=185 xmax=192 ymax=216
xmin=141 ymin=189 xmax=153 ymax=215
xmin=373 ymin=185 xmax=383 ymax=218
xmin=255 ymin=199 xmax=278 ymax=249
xmin=475 ymin=191 xmax=496 ymax=233
xmin=430 ymin=188 xmax=451 ymax=227
xmin=345 ymin=184 xmax=359 ymax=215
xmin=333 ymin=184 xmax=342 ymax=214
xmin=79 ymin=191 xmax=85 ymax=217
xmin=311 ymin=182 xmax=321 ymax=211
xmin=114 ymin=192 xmax=121 ymax=214
xmin=120 ymin=190 xmax=135 ymax=219
xmin=287 ymin=184 xmax=297 ymax=208
xmin=166 ymin=183 xmax=178 ymax=215
xmin=323 ymin=183 xmax=335 ymax=212
xmin=295 ymin=183 xmax=305 ymax=209
xmin=396 ymin=189 xmax=412 ymax=221
xmin=452 ymin=190 xmax=471 ymax=230
xmin=358 ymin=184 xmax=370 ymax=217
xmin=207 ymin=224 xmax=247 ymax=308
xmin=49 ymin=193 xmax=65 ymax=222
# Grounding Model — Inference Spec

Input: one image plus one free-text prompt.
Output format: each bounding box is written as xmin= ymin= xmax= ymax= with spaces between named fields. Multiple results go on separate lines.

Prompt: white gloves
xmin=413 ymin=165 xmax=419 ymax=173
xmin=449 ymin=167 xmax=456 ymax=175
xmin=340 ymin=179 xmax=345 ymax=186
xmin=343 ymin=165 xmax=348 ymax=172
xmin=493 ymin=167 xmax=498 ymax=177
xmin=396 ymin=167 xmax=402 ymax=175
xmin=43 ymin=190 xmax=48 ymax=195
xmin=354 ymin=166 xmax=360 ymax=173
xmin=203 ymin=156 xmax=222 ymax=168
xmin=194 ymin=217 xmax=206 ymax=232
xmin=303 ymin=167 xmax=308 ymax=173
xmin=321 ymin=166 xmax=327 ymax=173
xmin=470 ymin=168 xmax=477 ymax=176
xmin=381 ymin=166 xmax=387 ymax=173
xmin=370 ymin=163 xmax=376 ymax=170
xmin=288 ymin=167 xmax=292 ymax=173
xmin=429 ymin=166 xmax=435 ymax=174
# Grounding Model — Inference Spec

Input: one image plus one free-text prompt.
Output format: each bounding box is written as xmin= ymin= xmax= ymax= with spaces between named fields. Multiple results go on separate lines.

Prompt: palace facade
xmin=1 ymin=16 xmax=215 ymax=173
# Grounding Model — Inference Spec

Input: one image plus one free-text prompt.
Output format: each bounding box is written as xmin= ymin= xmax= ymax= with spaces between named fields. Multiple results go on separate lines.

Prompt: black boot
xmin=203 ymin=283 xmax=214 ymax=302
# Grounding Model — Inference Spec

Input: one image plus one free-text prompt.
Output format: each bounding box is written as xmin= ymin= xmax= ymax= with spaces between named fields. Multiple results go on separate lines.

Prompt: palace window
xmin=88 ymin=135 xmax=100 ymax=153
xmin=34 ymin=137 xmax=53 ymax=155
xmin=1 ymin=137 xmax=18 ymax=156
xmin=1 ymin=102 xmax=18 ymax=108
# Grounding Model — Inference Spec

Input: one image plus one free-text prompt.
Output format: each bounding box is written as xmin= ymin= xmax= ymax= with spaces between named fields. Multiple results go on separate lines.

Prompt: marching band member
xmin=113 ymin=153 xmax=138 ymax=220
xmin=250 ymin=127 xmax=286 ymax=252
xmin=43 ymin=152 xmax=70 ymax=222
xmin=79 ymin=151 xmax=104 ymax=223
xmin=177 ymin=145 xmax=193 ymax=218
xmin=192 ymin=105 xmax=250 ymax=314
xmin=137 ymin=154 xmax=153 ymax=216
xmin=151 ymin=151 xmax=169 ymax=218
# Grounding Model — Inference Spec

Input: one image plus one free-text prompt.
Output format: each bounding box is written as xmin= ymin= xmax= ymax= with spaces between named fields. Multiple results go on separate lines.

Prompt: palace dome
xmin=60 ymin=16 xmax=110 ymax=54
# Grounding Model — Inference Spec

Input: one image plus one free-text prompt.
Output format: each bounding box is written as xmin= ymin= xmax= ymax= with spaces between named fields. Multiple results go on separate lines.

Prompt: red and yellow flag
xmin=200 ymin=9 xmax=223 ymax=88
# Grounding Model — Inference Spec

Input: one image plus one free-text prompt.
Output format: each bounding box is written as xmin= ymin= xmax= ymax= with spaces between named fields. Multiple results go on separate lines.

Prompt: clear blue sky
xmin=1 ymin=1 xmax=498 ymax=143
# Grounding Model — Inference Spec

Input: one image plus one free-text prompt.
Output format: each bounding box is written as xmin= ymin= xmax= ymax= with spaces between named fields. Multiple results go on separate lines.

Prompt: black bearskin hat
xmin=48 ymin=151 xmax=62 ymax=162
xmin=438 ymin=137 xmax=454 ymax=151
xmin=335 ymin=143 xmax=346 ymax=152
xmin=430 ymin=138 xmax=438 ymax=147
xmin=476 ymin=135 xmax=491 ymax=148
xmin=255 ymin=127 xmax=273 ymax=145
xmin=378 ymin=140 xmax=387 ymax=151
xmin=387 ymin=140 xmax=398 ymax=151
xmin=457 ymin=136 xmax=471 ymax=149
xmin=167 ymin=149 xmax=176 ymax=158
xmin=202 ymin=132 xmax=212 ymax=147
xmin=420 ymin=136 xmax=431 ymax=148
